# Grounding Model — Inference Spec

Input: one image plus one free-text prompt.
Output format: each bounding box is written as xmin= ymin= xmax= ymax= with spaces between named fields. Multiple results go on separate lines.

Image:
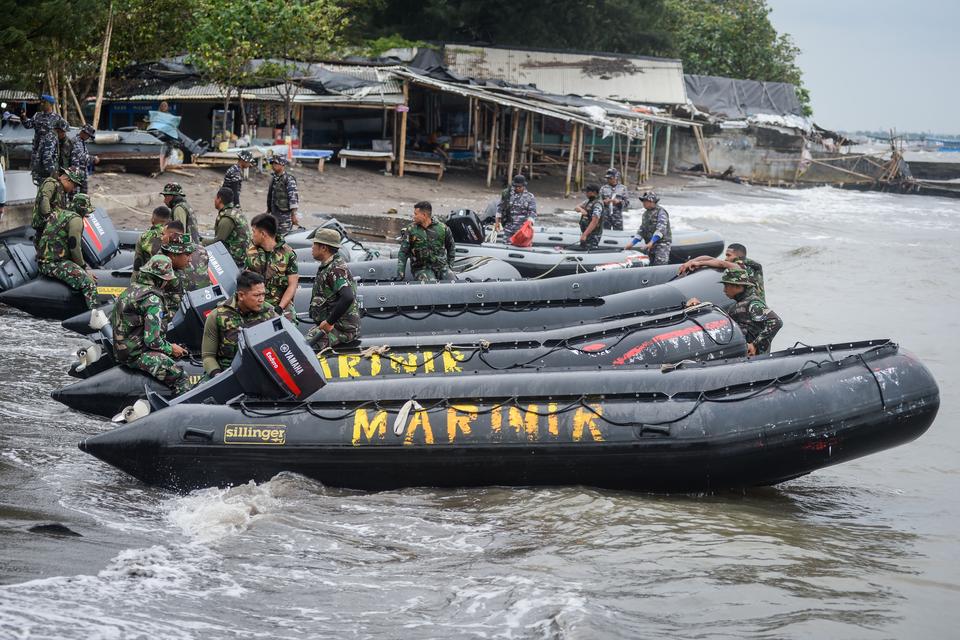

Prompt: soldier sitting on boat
xmin=687 ymin=268 xmax=782 ymax=356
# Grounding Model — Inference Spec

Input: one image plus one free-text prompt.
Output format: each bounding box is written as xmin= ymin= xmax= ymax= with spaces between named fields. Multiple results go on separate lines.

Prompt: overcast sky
xmin=766 ymin=0 xmax=957 ymax=134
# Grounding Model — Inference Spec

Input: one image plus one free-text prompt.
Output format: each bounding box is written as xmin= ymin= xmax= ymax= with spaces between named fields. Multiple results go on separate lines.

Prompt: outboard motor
xmin=0 ymin=240 xmax=39 ymax=292
xmin=81 ymin=208 xmax=121 ymax=267
xmin=204 ymin=241 xmax=240 ymax=296
xmin=122 ymin=316 xmax=325 ymax=421
xmin=446 ymin=209 xmax=485 ymax=245
xmin=167 ymin=283 xmax=228 ymax=348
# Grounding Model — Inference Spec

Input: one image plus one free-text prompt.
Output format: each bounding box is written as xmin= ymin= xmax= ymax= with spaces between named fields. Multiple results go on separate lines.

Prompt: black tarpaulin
xmin=684 ymin=74 xmax=802 ymax=118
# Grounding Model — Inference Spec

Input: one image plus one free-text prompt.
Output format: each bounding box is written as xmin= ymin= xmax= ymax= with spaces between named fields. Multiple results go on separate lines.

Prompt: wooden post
xmin=622 ymin=136 xmax=631 ymax=184
xmin=588 ymin=128 xmax=596 ymax=163
xmin=564 ymin=124 xmax=578 ymax=197
xmin=576 ymin=124 xmax=585 ymax=190
xmin=398 ymin=80 xmax=409 ymax=176
xmin=662 ymin=126 xmax=672 ymax=176
xmin=523 ymin=114 xmax=533 ymax=178
xmin=693 ymin=125 xmax=712 ymax=174
xmin=486 ymin=105 xmax=499 ymax=187
xmin=67 ymin=81 xmax=86 ymax=126
xmin=507 ymin=110 xmax=520 ymax=180
xmin=92 ymin=1 xmax=113 ymax=129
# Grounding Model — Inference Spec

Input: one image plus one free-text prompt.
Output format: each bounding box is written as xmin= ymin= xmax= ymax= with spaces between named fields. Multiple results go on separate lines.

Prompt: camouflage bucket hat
xmin=80 ymin=124 xmax=96 ymax=137
xmin=140 ymin=254 xmax=176 ymax=281
xmin=63 ymin=166 xmax=85 ymax=184
xmin=160 ymin=182 xmax=184 ymax=196
xmin=54 ymin=118 xmax=69 ymax=131
xmin=719 ymin=268 xmax=754 ymax=287
xmin=71 ymin=193 xmax=94 ymax=215
xmin=640 ymin=191 xmax=660 ymax=202
xmin=237 ymin=150 xmax=254 ymax=163
xmin=161 ymin=233 xmax=196 ymax=255
xmin=313 ymin=228 xmax=342 ymax=249
xmin=270 ymin=156 xmax=288 ymax=166
xmin=605 ymin=168 xmax=620 ymax=179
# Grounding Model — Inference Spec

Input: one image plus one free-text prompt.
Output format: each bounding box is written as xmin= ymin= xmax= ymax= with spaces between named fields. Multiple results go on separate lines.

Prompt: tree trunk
xmin=222 ymin=88 xmax=232 ymax=137
xmin=92 ymin=1 xmax=113 ymax=129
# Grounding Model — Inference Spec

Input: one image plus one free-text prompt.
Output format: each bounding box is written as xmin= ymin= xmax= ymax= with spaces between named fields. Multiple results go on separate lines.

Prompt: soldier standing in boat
xmin=575 ymin=184 xmax=604 ymax=250
xmin=305 ymin=228 xmax=361 ymax=350
xmin=688 ymin=268 xmax=782 ymax=356
xmin=160 ymin=182 xmax=201 ymax=242
xmin=201 ymin=271 xmax=279 ymax=377
xmin=246 ymin=213 xmax=299 ymax=320
xmin=678 ymin=243 xmax=766 ymax=303
xmin=625 ymin=191 xmax=671 ymax=265
xmin=204 ymin=187 xmax=251 ymax=270
xmin=600 ymin=168 xmax=629 ymax=231
xmin=132 ymin=205 xmax=172 ymax=274
xmin=223 ymin=149 xmax=254 ymax=207
xmin=396 ymin=201 xmax=457 ymax=282
xmin=70 ymin=125 xmax=98 ymax=194
xmin=266 ymin=156 xmax=299 ymax=236
xmin=21 ymin=94 xmax=61 ymax=185
xmin=32 ymin=167 xmax=82 ymax=245
xmin=55 ymin=119 xmax=73 ymax=175
xmin=495 ymin=174 xmax=537 ymax=242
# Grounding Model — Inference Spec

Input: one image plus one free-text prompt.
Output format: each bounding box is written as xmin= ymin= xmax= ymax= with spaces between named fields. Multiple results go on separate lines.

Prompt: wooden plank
xmin=486 ymin=105 xmax=499 ymax=187
xmin=398 ymin=81 xmax=409 ymax=177
xmin=507 ymin=111 xmax=520 ymax=181
xmin=663 ymin=126 xmax=672 ymax=176
xmin=564 ymin=124 xmax=578 ymax=197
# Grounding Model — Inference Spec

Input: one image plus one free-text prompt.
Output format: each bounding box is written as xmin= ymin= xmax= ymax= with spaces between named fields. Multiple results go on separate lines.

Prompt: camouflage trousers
xmin=272 ymin=211 xmax=293 ymax=237
xmin=649 ymin=242 xmax=672 ymax=266
xmin=413 ymin=266 xmax=454 ymax=283
xmin=306 ymin=325 xmax=358 ymax=351
xmin=39 ymin=260 xmax=99 ymax=309
xmin=124 ymin=351 xmax=192 ymax=395
xmin=603 ymin=208 xmax=623 ymax=231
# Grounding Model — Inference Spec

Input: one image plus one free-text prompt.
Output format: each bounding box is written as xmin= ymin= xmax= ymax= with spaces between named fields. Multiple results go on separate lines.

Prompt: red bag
xmin=509 ymin=219 xmax=534 ymax=247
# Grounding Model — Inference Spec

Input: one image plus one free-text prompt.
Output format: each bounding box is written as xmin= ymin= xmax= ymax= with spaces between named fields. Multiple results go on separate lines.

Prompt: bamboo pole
xmin=398 ymin=80 xmax=409 ymax=176
xmin=506 ymin=110 xmax=519 ymax=180
xmin=623 ymin=136 xmax=631 ymax=184
xmin=575 ymin=124 xmax=585 ymax=190
xmin=67 ymin=80 xmax=86 ymax=126
xmin=486 ymin=105 xmax=499 ymax=187
xmin=662 ymin=126 xmax=672 ymax=176
xmin=564 ymin=124 xmax=578 ymax=197
xmin=522 ymin=113 xmax=533 ymax=178
xmin=92 ymin=1 xmax=114 ymax=129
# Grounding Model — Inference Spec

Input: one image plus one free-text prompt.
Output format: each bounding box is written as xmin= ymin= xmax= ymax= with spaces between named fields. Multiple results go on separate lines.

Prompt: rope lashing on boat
xmin=393 ymin=399 xmax=424 ymax=436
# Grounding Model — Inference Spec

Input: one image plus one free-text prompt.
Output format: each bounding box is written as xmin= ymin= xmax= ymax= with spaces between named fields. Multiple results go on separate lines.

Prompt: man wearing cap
xmin=112 ymin=254 xmax=191 ymax=396
xmin=55 ymin=119 xmax=74 ymax=175
xmin=164 ymin=221 xmax=212 ymax=294
xmin=625 ymin=191 xmax=671 ymax=265
xmin=133 ymin=205 xmax=172 ymax=274
xmin=160 ymin=182 xmax=201 ymax=242
xmin=396 ymin=201 xmax=456 ymax=282
xmin=21 ymin=94 xmax=60 ymax=185
xmin=266 ymin=156 xmax=299 ymax=236
xmin=223 ymin=150 xmax=254 ymax=207
xmin=495 ymin=174 xmax=537 ymax=242
xmin=36 ymin=193 xmax=99 ymax=310
xmin=204 ymin=187 xmax=251 ymax=269
xmin=306 ymin=228 xmax=360 ymax=350
xmin=574 ymin=184 xmax=605 ymax=250
xmin=678 ymin=243 xmax=766 ymax=304
xmin=246 ymin=213 xmax=299 ymax=320
xmin=32 ymin=167 xmax=82 ymax=244
xmin=688 ymin=268 xmax=782 ymax=356
xmin=600 ymin=168 xmax=629 ymax=231
xmin=160 ymin=231 xmax=205 ymax=312
xmin=201 ymin=270 xmax=279 ymax=377
xmin=70 ymin=125 xmax=98 ymax=193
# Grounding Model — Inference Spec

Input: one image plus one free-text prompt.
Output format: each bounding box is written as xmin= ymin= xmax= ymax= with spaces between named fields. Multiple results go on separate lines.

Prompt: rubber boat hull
xmin=54 ymin=305 xmax=744 ymax=418
xmin=528 ymin=225 xmax=725 ymax=261
xmin=78 ymin=341 xmax=940 ymax=492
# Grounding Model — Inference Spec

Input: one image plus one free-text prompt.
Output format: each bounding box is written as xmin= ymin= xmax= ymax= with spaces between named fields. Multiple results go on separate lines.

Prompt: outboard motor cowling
xmin=204 ymin=242 xmax=240 ymax=296
xmin=167 ymin=284 xmax=227 ymax=348
xmin=81 ymin=209 xmax=121 ymax=267
xmin=234 ymin=317 xmax=326 ymax=400
xmin=0 ymin=241 xmax=39 ymax=292
xmin=446 ymin=209 xmax=484 ymax=245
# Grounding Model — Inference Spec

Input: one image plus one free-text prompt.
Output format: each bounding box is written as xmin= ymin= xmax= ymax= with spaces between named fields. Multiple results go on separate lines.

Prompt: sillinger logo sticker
xmin=224 ymin=424 xmax=287 ymax=445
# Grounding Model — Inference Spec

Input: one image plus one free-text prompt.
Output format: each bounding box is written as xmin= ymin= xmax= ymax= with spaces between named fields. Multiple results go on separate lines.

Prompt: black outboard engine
xmin=81 ymin=208 xmax=121 ymax=267
xmin=140 ymin=316 xmax=325 ymax=416
xmin=167 ymin=283 xmax=228 ymax=348
xmin=204 ymin=241 xmax=240 ymax=297
xmin=446 ymin=209 xmax=485 ymax=245
xmin=0 ymin=240 xmax=38 ymax=292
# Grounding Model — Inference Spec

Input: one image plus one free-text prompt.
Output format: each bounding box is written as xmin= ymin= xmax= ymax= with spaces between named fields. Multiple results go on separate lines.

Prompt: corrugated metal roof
xmin=0 ymin=90 xmax=39 ymax=101
xmin=443 ymin=45 xmax=687 ymax=106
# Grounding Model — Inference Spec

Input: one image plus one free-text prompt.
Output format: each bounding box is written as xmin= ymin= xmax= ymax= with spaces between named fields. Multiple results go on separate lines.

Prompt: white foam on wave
xmin=166 ymin=479 xmax=283 ymax=544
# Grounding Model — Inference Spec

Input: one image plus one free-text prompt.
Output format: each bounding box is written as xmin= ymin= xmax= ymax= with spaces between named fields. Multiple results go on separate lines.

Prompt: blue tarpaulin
xmin=147 ymin=110 xmax=181 ymax=139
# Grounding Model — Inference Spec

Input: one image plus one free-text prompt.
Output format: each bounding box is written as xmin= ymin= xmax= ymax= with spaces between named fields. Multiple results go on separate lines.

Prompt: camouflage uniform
xmin=170 ymin=196 xmax=201 ymax=244
xmin=32 ymin=177 xmax=70 ymax=240
xmin=69 ymin=134 xmax=91 ymax=193
xmin=21 ymin=109 xmax=60 ymax=185
xmin=397 ymin=220 xmax=456 ymax=282
xmin=203 ymin=296 xmax=279 ymax=372
xmin=500 ymin=190 xmax=537 ymax=239
xmin=111 ymin=257 xmax=191 ymax=395
xmin=306 ymin=253 xmax=360 ymax=349
xmin=132 ymin=223 xmax=166 ymax=273
xmin=211 ymin=204 xmax=251 ymax=269
xmin=163 ymin=234 xmax=210 ymax=313
xmin=721 ymin=269 xmax=782 ymax=354
xmin=578 ymin=194 xmax=604 ymax=250
xmin=245 ymin=238 xmax=298 ymax=319
xmin=732 ymin=256 xmax=765 ymax=305
xmin=222 ymin=163 xmax=244 ymax=206
xmin=637 ymin=205 xmax=672 ymax=265
xmin=267 ymin=170 xmax=299 ymax=236
xmin=37 ymin=195 xmax=98 ymax=309
xmin=599 ymin=182 xmax=629 ymax=231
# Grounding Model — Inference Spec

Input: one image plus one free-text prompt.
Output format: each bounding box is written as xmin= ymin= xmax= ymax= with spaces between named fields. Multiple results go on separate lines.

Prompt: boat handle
xmin=507 ymin=253 xmax=525 ymax=259
xmin=183 ymin=427 xmax=215 ymax=441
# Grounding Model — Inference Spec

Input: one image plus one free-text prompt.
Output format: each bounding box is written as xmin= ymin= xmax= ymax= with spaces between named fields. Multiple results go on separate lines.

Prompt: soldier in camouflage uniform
xmin=160 ymin=231 xmax=202 ymax=312
xmin=305 ymin=229 xmax=361 ymax=350
xmin=111 ymin=254 xmax=191 ymax=395
xmin=677 ymin=242 xmax=766 ymax=304
xmin=495 ymin=174 xmax=537 ymax=241
xmin=246 ymin=213 xmax=299 ymax=320
xmin=132 ymin=206 xmax=172 ymax=273
xmin=626 ymin=191 xmax=671 ymax=265
xmin=266 ymin=156 xmax=299 ymax=236
xmin=160 ymin=182 xmax=201 ymax=242
xmin=55 ymin=119 xmax=74 ymax=175
xmin=32 ymin=167 xmax=81 ymax=244
xmin=201 ymin=271 xmax=279 ymax=376
xmin=689 ymin=268 xmax=782 ymax=356
xmin=37 ymin=193 xmax=99 ymax=309
xmin=21 ymin=94 xmax=61 ymax=185
xmin=600 ymin=168 xmax=629 ymax=231
xmin=70 ymin=125 xmax=97 ymax=194
xmin=164 ymin=222 xmax=213 ymax=293
xmin=204 ymin=187 xmax=251 ymax=269
xmin=575 ymin=184 xmax=604 ymax=250
xmin=396 ymin=201 xmax=456 ymax=282
xmin=222 ymin=149 xmax=254 ymax=207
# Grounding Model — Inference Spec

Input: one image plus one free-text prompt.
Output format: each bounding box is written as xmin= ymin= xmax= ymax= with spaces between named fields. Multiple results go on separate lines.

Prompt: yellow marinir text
xmin=319 ymin=349 xmax=466 ymax=379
